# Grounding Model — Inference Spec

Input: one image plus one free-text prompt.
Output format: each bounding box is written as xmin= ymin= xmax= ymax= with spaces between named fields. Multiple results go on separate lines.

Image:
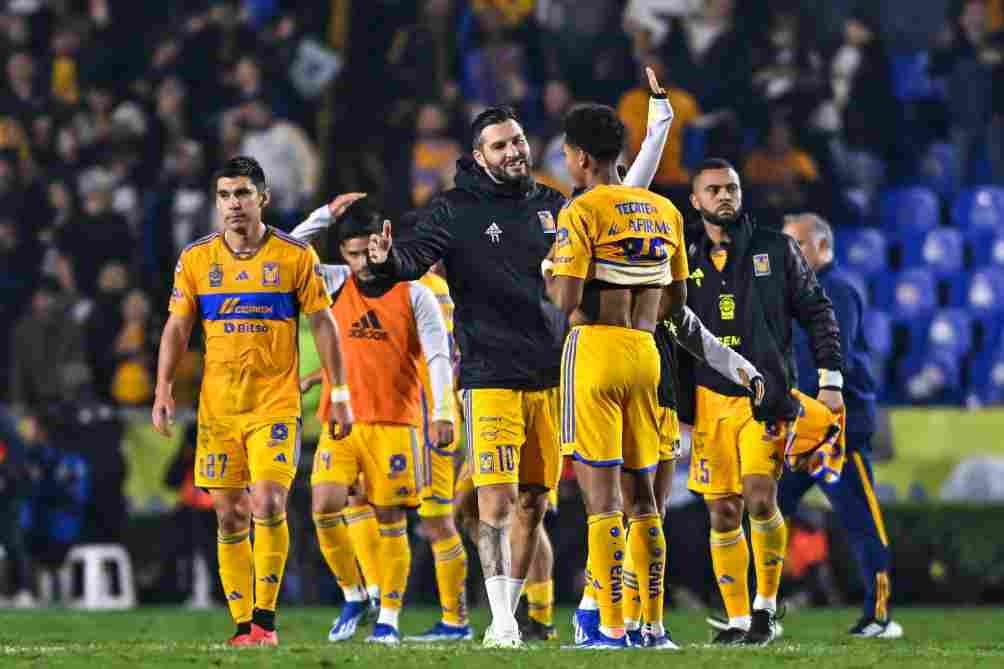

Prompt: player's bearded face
xmin=692 ymin=168 xmax=742 ymax=227
xmin=475 ymin=120 xmax=532 ymax=186
xmin=216 ymin=176 xmax=265 ymax=232
xmin=341 ymin=237 xmax=374 ymax=282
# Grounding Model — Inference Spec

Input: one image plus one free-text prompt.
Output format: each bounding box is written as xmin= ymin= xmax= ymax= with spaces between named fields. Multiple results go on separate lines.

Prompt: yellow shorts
xmin=560 ymin=325 xmax=661 ymax=472
xmin=418 ymin=400 xmax=462 ymax=517
xmin=461 ymin=387 xmax=559 ymax=490
xmin=312 ymin=423 xmax=421 ymax=508
xmin=195 ymin=416 xmax=301 ymax=489
xmin=688 ymin=387 xmax=795 ymax=498
xmin=659 ymin=408 xmax=682 ymax=461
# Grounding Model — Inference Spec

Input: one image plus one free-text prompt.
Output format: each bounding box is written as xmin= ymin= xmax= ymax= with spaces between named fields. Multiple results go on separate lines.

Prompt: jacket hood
xmin=454 ymin=155 xmax=536 ymax=200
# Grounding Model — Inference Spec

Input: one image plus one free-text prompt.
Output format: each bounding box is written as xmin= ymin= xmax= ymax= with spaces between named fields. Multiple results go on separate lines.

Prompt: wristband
xmin=541 ymin=258 xmax=554 ymax=278
xmin=817 ymin=369 xmax=843 ymax=390
xmin=330 ymin=385 xmax=351 ymax=403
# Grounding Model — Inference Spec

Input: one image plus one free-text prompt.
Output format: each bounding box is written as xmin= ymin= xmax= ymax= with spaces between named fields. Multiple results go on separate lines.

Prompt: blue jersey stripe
xmin=199 ymin=291 xmax=297 ymax=321
xmin=182 ymin=232 xmax=219 ymax=253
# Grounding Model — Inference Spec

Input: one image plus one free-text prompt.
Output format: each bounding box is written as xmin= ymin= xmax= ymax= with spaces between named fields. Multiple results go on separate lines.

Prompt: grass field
xmin=1 ymin=606 xmax=1002 ymax=668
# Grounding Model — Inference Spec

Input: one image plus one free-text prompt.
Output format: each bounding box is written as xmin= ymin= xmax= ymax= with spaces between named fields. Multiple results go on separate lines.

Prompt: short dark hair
xmin=691 ymin=157 xmax=739 ymax=188
xmin=337 ymin=200 xmax=382 ymax=245
xmin=562 ymin=104 xmax=625 ymax=163
xmin=471 ymin=106 xmax=520 ymax=149
xmin=212 ymin=155 xmax=267 ymax=193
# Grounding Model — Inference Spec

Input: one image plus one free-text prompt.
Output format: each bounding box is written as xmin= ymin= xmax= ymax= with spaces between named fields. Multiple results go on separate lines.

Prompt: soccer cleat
xmin=249 ymin=624 xmax=278 ymax=647
xmin=227 ymin=631 xmax=256 ymax=647
xmin=521 ymin=618 xmax=558 ymax=642
xmin=850 ymin=617 xmax=904 ymax=639
xmin=711 ymin=627 xmax=747 ymax=645
xmin=405 ymin=621 xmax=474 ymax=642
xmin=742 ymin=609 xmax=778 ymax=646
xmin=366 ymin=623 xmax=402 ymax=645
xmin=573 ymin=631 xmax=629 ymax=649
xmin=705 ymin=612 xmax=730 ymax=631
xmin=328 ymin=601 xmax=369 ymax=642
xmin=483 ymin=624 xmax=525 ymax=649
xmin=573 ymin=608 xmax=600 ymax=644
xmin=643 ymin=624 xmax=680 ymax=650
xmin=625 ymin=628 xmax=645 ymax=647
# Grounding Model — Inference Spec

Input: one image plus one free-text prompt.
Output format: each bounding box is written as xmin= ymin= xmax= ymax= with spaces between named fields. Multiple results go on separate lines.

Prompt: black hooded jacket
xmin=675 ymin=214 xmax=842 ymax=423
xmin=370 ymin=157 xmax=566 ymax=390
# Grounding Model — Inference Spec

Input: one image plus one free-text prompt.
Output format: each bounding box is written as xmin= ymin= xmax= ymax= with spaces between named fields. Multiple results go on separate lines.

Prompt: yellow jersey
xmin=169 ymin=229 xmax=332 ymax=420
xmin=552 ymin=185 xmax=689 ymax=286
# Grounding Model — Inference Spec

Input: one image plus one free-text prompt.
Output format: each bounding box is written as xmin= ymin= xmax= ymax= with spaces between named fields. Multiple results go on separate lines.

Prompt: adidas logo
xmin=259 ymin=574 xmax=279 ymax=584
xmin=485 ymin=222 xmax=502 ymax=243
xmin=227 ymin=590 xmax=243 ymax=601
xmin=349 ymin=310 xmax=389 ymax=341
xmin=274 ymin=453 xmax=287 ymax=463
xmin=236 ymin=271 xmax=249 ymax=281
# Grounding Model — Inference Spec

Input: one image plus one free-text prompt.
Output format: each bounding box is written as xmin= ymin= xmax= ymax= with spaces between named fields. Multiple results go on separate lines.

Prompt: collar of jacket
xmin=695 ymin=212 xmax=755 ymax=260
xmin=453 ymin=155 xmax=537 ymax=200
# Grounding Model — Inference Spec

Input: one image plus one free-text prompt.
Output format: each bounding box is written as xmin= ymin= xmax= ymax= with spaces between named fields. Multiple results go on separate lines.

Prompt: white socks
xmin=729 ymin=615 xmax=752 ymax=631
xmin=753 ymin=594 xmax=777 ymax=613
xmin=342 ymin=584 xmax=367 ymax=602
xmin=506 ymin=577 xmax=525 ymax=614
xmin=377 ymin=607 xmax=400 ymax=629
xmin=578 ymin=594 xmax=598 ymax=611
xmin=368 ymin=584 xmax=381 ymax=601
xmin=485 ymin=576 xmax=519 ymax=633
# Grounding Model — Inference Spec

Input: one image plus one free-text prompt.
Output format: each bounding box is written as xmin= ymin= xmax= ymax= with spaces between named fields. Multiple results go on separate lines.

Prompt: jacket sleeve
xmin=370 ymin=195 xmax=453 ymax=282
xmin=784 ymin=235 xmax=842 ymax=371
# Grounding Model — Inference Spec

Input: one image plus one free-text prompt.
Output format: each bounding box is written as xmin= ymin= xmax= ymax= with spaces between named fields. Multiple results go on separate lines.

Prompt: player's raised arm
xmin=367 ymin=196 xmax=454 ymax=282
xmin=621 ymin=66 xmax=674 ymax=189
xmin=289 ymin=192 xmax=367 ymax=242
xmin=153 ymin=311 xmax=195 ymax=436
xmin=662 ymin=281 xmax=766 ymax=407
xmin=410 ymin=282 xmax=455 ymax=447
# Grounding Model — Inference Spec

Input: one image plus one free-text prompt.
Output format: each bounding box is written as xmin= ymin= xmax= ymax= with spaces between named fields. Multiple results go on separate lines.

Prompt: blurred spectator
xmin=2 ymin=51 xmax=48 ymax=130
xmin=109 ymin=289 xmax=155 ymax=407
xmin=236 ymin=99 xmax=319 ymax=230
xmin=49 ymin=20 xmax=84 ymax=106
xmin=410 ymin=102 xmax=461 ymax=208
xmin=0 ymin=407 xmax=32 ymax=606
xmin=539 ymin=0 xmax=627 ymax=101
xmin=622 ymin=0 xmax=701 ymax=54
xmin=83 ymin=261 xmax=129 ymax=401
xmin=930 ymin=0 xmax=1002 ymax=184
xmin=54 ymin=166 xmax=133 ymax=296
xmin=618 ymin=56 xmax=701 ymax=201
xmin=743 ymin=114 xmax=820 ymax=213
xmin=8 ymin=279 xmax=89 ymax=414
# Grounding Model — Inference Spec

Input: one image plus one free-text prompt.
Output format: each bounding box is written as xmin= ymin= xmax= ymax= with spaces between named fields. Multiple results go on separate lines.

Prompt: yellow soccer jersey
xmin=552 ymin=185 xmax=689 ymax=286
xmin=169 ymin=229 xmax=332 ymax=420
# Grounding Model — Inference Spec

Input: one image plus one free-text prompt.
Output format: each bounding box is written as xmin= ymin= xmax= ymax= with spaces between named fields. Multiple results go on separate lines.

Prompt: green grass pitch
xmin=0 ymin=606 xmax=1002 ymax=668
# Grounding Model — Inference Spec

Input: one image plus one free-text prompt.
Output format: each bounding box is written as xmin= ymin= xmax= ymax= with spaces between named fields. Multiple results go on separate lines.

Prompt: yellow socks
xmin=431 ymin=534 xmax=468 ymax=627
xmin=750 ymin=509 xmax=787 ymax=612
xmin=710 ymin=526 xmax=751 ymax=624
xmin=628 ymin=513 xmax=666 ymax=630
xmin=344 ymin=504 xmax=381 ymax=599
xmin=252 ymin=513 xmax=289 ymax=613
xmin=622 ymin=530 xmax=642 ymax=629
xmin=525 ymin=579 xmax=554 ymax=627
xmin=314 ymin=511 xmax=367 ymax=600
xmin=587 ymin=512 xmax=626 ymax=636
xmin=377 ymin=518 xmax=410 ymax=627
xmin=218 ymin=528 xmax=253 ymax=624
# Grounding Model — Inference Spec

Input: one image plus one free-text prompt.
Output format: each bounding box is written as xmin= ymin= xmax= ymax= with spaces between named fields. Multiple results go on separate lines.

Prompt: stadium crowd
xmin=0 ymin=0 xmax=1001 ymax=625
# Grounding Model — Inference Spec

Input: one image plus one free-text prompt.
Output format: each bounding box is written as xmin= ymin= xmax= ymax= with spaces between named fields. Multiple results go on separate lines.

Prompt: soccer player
xmin=365 ymin=68 xmax=675 ymax=647
xmin=291 ymin=205 xmax=471 ymax=643
xmin=547 ymin=105 xmax=765 ymax=649
xmin=676 ymin=159 xmax=842 ymax=645
xmin=296 ymin=204 xmax=456 ymax=645
xmin=780 ymin=213 xmax=902 ymax=639
xmin=152 ymin=156 xmax=353 ymax=647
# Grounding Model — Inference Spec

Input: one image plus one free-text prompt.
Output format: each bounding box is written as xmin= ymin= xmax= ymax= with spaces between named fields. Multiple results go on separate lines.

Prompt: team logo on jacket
xmin=485 ymin=222 xmax=503 ymax=244
xmin=209 ymin=263 xmax=223 ymax=287
xmin=262 ymin=262 xmax=280 ymax=286
xmin=753 ymin=253 xmax=772 ymax=277
xmin=537 ymin=211 xmax=556 ymax=233
xmin=719 ymin=294 xmax=736 ymax=321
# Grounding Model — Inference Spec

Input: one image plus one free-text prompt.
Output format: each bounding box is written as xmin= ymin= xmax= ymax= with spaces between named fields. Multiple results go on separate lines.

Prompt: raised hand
xmin=645 ymin=66 xmax=666 ymax=96
xmin=368 ymin=220 xmax=393 ymax=264
xmin=327 ymin=192 xmax=367 ymax=218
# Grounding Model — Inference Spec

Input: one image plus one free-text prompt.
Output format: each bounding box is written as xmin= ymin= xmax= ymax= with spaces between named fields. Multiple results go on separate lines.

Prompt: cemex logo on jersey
xmin=350 ymin=310 xmax=388 ymax=340
xmin=485 ymin=222 xmax=502 ymax=244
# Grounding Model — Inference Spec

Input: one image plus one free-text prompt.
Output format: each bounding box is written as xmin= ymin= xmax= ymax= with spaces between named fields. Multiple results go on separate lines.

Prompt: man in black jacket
xmin=676 ymin=159 xmax=842 ymax=645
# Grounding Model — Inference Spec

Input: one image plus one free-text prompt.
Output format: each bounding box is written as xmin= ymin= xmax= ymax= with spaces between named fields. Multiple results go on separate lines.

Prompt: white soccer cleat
xmin=850 ymin=617 xmax=904 ymax=639
xmin=483 ymin=623 xmax=525 ymax=649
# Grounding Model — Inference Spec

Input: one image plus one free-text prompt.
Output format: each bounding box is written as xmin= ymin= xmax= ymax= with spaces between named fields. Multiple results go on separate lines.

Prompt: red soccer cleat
xmin=250 ymin=623 xmax=279 ymax=647
xmin=227 ymin=631 xmax=256 ymax=647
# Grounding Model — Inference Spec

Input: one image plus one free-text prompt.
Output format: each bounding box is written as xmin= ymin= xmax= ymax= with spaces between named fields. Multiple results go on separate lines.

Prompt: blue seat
xmin=966 ymin=229 xmax=1004 ymax=267
xmin=863 ymin=309 xmax=893 ymax=359
xmin=919 ymin=141 xmax=960 ymax=199
xmin=838 ymin=228 xmax=888 ymax=278
xmin=967 ymin=350 xmax=1004 ymax=406
xmin=927 ymin=308 xmax=973 ymax=357
xmin=891 ymin=51 xmax=939 ymax=102
xmin=968 ymin=267 xmax=1004 ymax=352
xmin=903 ymin=226 xmax=964 ymax=273
xmin=879 ymin=187 xmax=940 ymax=234
xmin=884 ymin=267 xmax=938 ymax=319
xmin=951 ymin=186 xmax=1004 ymax=232
xmin=895 ymin=347 xmax=963 ymax=405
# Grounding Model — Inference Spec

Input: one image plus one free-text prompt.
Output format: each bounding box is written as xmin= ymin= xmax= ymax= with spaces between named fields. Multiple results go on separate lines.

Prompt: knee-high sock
xmin=710 ymin=527 xmax=751 ymax=625
xmin=629 ymin=513 xmax=666 ymax=630
xmin=622 ymin=526 xmax=642 ymax=629
xmin=377 ymin=518 xmax=410 ymax=628
xmin=218 ymin=528 xmax=253 ymax=624
xmin=750 ymin=509 xmax=787 ymax=612
xmin=431 ymin=534 xmax=468 ymax=626
xmin=525 ymin=579 xmax=554 ymax=626
xmin=344 ymin=504 xmax=381 ymax=599
xmin=587 ymin=512 xmax=626 ymax=636
xmin=253 ymin=513 xmax=289 ymax=612
xmin=314 ymin=511 xmax=366 ymax=601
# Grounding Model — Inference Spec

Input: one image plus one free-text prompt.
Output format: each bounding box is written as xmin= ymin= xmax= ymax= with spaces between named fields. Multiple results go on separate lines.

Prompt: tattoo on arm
xmin=476 ymin=520 xmax=512 ymax=578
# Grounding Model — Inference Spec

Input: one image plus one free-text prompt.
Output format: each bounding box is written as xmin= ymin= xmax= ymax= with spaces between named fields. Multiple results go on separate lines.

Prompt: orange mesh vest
xmin=318 ymin=279 xmax=423 ymax=426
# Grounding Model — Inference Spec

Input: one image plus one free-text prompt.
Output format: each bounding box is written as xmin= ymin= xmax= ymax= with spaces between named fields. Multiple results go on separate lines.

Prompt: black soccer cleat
xmin=742 ymin=609 xmax=778 ymax=646
xmin=712 ymin=627 xmax=747 ymax=645
xmin=521 ymin=618 xmax=558 ymax=642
